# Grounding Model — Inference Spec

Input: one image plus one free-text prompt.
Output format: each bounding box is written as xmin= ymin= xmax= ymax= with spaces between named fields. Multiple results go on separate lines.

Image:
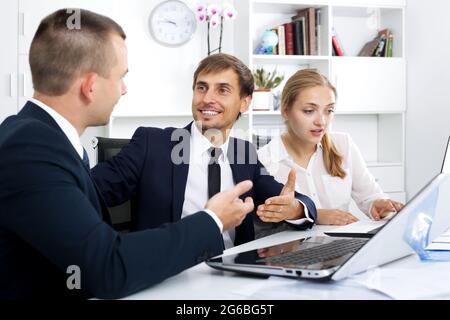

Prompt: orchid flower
xmin=222 ymin=3 xmax=237 ymax=20
xmin=209 ymin=14 xmax=220 ymax=28
xmin=206 ymin=4 xmax=221 ymax=17
xmin=197 ymin=2 xmax=238 ymax=55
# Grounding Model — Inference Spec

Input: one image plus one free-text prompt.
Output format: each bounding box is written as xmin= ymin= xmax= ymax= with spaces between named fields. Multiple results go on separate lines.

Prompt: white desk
xmin=122 ymin=226 xmax=450 ymax=300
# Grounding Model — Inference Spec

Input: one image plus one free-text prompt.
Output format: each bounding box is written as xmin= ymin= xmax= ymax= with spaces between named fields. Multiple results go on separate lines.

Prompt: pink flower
xmin=222 ymin=4 xmax=237 ymax=20
xmin=197 ymin=13 xmax=206 ymax=22
xmin=196 ymin=3 xmax=205 ymax=14
xmin=197 ymin=4 xmax=206 ymax=13
xmin=209 ymin=14 xmax=220 ymax=28
xmin=207 ymin=4 xmax=221 ymax=17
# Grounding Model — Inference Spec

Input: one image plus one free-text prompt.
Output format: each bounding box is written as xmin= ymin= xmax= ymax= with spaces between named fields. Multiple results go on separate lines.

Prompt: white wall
xmin=82 ymin=0 xmax=235 ymax=161
xmin=111 ymin=0 xmax=234 ymax=117
xmin=1 ymin=0 xmax=235 ymax=164
xmin=405 ymin=0 xmax=450 ymax=198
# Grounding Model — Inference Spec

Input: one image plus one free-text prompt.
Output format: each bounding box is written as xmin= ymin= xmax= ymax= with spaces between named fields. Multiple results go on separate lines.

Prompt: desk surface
xmin=123 ymin=226 xmax=450 ymax=300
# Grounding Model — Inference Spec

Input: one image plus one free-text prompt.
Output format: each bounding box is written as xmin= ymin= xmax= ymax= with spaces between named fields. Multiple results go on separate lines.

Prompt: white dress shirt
xmin=182 ymin=123 xmax=236 ymax=249
xmin=29 ymin=98 xmax=84 ymax=159
xmin=257 ymin=132 xmax=388 ymax=217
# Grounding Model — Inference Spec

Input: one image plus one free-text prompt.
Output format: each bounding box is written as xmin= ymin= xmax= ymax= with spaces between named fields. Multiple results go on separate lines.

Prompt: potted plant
xmin=252 ymin=67 xmax=284 ymax=111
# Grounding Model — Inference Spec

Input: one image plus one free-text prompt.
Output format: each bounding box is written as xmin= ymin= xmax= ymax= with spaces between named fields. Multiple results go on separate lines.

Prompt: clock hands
xmin=158 ymin=19 xmax=177 ymax=26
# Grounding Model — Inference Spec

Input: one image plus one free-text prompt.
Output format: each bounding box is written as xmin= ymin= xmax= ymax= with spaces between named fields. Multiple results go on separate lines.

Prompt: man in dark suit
xmin=92 ymin=54 xmax=317 ymax=248
xmin=0 ymin=9 xmax=254 ymax=299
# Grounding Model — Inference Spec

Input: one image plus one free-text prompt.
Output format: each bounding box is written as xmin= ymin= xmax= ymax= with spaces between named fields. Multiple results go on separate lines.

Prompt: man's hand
xmin=206 ymin=180 xmax=254 ymax=230
xmin=317 ymin=209 xmax=359 ymax=225
xmin=256 ymin=169 xmax=303 ymax=223
xmin=371 ymin=199 xmax=404 ymax=221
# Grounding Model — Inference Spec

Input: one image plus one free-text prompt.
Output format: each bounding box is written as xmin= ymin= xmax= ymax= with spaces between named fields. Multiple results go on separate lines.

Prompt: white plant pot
xmin=252 ymin=90 xmax=273 ymax=111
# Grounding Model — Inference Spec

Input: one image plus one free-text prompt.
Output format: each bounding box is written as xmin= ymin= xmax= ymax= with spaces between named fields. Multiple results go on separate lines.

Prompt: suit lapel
xmin=227 ymin=137 xmax=251 ymax=185
xmin=171 ymin=123 xmax=192 ymax=221
xmin=227 ymin=137 xmax=255 ymax=246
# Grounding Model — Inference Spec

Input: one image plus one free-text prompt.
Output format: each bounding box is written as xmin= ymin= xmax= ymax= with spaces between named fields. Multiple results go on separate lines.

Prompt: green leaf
xmin=252 ymin=67 xmax=284 ymax=89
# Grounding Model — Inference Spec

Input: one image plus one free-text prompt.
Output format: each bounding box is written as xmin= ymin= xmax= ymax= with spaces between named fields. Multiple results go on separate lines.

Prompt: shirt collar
xmin=270 ymin=134 xmax=323 ymax=163
xmin=191 ymin=122 xmax=230 ymax=160
xmin=29 ymin=98 xmax=84 ymax=159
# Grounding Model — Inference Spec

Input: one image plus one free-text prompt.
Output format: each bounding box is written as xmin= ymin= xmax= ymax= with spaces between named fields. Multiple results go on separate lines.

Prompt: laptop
xmin=206 ymin=173 xmax=450 ymax=281
xmin=324 ymin=135 xmax=450 ymax=240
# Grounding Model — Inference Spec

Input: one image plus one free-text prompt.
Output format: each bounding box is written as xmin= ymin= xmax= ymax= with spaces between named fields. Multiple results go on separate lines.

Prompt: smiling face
xmin=192 ymin=68 xmax=251 ymax=137
xmin=282 ymin=85 xmax=336 ymax=146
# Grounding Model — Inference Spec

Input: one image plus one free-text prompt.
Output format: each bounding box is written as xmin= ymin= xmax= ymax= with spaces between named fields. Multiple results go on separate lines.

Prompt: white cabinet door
xmin=0 ymin=0 xmax=18 ymax=122
xmin=18 ymin=54 xmax=32 ymax=111
xmin=19 ymin=0 xmax=120 ymax=54
xmin=368 ymin=165 xmax=404 ymax=192
xmin=331 ymin=57 xmax=406 ymax=112
xmin=17 ymin=0 xmax=120 ymax=109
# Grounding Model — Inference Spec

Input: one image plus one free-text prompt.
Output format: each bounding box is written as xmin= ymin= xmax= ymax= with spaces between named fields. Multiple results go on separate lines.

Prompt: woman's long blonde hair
xmin=281 ymin=69 xmax=346 ymax=178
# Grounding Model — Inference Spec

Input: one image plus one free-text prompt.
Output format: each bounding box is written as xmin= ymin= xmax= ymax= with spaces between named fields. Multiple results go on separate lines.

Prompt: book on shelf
xmin=292 ymin=7 xmax=316 ymax=55
xmin=358 ymin=38 xmax=379 ymax=56
xmin=385 ymin=34 xmax=394 ymax=57
xmin=373 ymin=29 xmax=389 ymax=57
xmin=271 ymin=27 xmax=278 ymax=55
xmin=331 ymin=28 xmax=344 ymax=56
xmin=315 ymin=9 xmax=322 ymax=56
xmin=373 ymin=36 xmax=386 ymax=57
xmin=277 ymin=25 xmax=286 ymax=55
xmin=283 ymin=22 xmax=295 ymax=55
xmin=258 ymin=7 xmax=322 ymax=57
xmin=292 ymin=19 xmax=305 ymax=55
xmin=358 ymin=28 xmax=394 ymax=57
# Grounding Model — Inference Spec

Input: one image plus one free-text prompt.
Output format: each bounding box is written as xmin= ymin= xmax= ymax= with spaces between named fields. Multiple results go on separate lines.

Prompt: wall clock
xmin=149 ymin=0 xmax=197 ymax=47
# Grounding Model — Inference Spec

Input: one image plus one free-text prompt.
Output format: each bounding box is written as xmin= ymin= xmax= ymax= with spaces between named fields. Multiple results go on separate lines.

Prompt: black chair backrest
xmin=92 ymin=137 xmax=131 ymax=233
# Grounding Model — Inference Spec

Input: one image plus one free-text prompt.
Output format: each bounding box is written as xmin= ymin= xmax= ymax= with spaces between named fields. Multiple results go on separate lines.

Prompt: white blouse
xmin=257 ymin=132 xmax=388 ymax=217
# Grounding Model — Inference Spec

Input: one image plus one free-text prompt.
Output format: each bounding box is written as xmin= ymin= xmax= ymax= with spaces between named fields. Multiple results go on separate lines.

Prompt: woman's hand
xmin=370 ymin=199 xmax=404 ymax=220
xmin=316 ymin=208 xmax=359 ymax=225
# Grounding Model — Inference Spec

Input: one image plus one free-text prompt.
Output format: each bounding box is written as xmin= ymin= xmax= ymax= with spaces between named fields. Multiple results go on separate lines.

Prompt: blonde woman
xmin=257 ymin=69 xmax=403 ymax=225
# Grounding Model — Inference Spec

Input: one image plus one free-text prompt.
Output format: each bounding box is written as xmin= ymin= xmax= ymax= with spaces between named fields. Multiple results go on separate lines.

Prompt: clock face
xmin=149 ymin=0 xmax=197 ymax=47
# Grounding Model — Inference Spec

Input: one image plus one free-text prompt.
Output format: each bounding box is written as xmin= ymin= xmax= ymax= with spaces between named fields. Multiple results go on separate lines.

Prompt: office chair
xmin=92 ymin=136 xmax=132 ymax=233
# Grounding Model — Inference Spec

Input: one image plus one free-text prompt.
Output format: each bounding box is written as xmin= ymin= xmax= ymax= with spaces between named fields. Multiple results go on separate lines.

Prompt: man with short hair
xmin=92 ymin=53 xmax=317 ymax=249
xmin=0 ymin=9 xmax=254 ymax=299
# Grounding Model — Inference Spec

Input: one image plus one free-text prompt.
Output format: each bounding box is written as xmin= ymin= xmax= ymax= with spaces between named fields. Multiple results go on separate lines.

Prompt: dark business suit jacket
xmin=0 ymin=102 xmax=223 ymax=299
xmin=92 ymin=123 xmax=317 ymax=245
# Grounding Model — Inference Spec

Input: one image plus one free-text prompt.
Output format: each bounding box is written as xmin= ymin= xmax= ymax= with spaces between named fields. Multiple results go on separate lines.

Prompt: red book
xmin=332 ymin=35 xmax=343 ymax=56
xmin=283 ymin=22 xmax=294 ymax=55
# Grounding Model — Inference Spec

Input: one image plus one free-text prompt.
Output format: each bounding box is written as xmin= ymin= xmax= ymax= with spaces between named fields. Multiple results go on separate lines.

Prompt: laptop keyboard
xmin=262 ymin=238 xmax=368 ymax=266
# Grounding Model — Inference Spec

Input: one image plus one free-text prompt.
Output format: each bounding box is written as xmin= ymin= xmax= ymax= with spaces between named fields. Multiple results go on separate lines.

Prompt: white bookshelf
xmin=234 ymin=0 xmax=407 ymax=213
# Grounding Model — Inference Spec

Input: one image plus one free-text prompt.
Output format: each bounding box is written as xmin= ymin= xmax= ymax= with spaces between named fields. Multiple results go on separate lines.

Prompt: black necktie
xmin=208 ymin=147 xmax=222 ymax=199
xmin=82 ymin=148 xmax=90 ymax=170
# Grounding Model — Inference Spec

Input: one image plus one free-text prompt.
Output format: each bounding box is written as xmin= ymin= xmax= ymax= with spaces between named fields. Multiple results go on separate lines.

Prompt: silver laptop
xmin=207 ymin=173 xmax=450 ymax=281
